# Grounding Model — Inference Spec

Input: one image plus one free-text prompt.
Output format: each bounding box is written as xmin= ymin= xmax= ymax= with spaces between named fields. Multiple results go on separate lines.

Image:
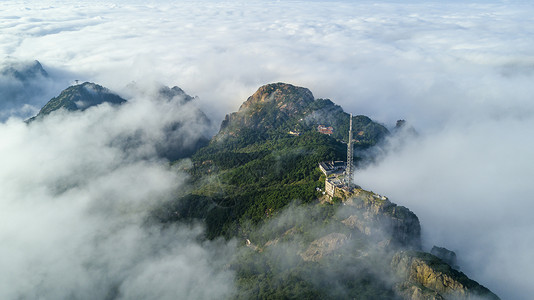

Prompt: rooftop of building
xmin=319 ymin=161 xmax=346 ymax=176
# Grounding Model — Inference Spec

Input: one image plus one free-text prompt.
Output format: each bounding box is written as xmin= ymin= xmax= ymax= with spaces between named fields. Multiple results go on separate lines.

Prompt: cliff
xmin=391 ymin=251 xmax=500 ymax=300
xmin=341 ymin=189 xmax=421 ymax=249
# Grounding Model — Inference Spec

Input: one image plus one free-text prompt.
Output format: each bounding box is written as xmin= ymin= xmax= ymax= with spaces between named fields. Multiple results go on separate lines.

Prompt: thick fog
xmin=2 ymin=0 xmax=534 ymax=298
xmin=0 ymin=59 xmax=62 ymax=120
xmin=0 ymin=88 xmax=234 ymax=299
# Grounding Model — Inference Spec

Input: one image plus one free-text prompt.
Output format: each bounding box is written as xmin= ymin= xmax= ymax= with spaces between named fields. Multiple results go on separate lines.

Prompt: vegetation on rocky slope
xmin=152 ymin=82 xmax=499 ymax=299
xmin=31 ymin=81 xmax=499 ymax=299
xmin=391 ymin=251 xmax=499 ymax=300
xmin=216 ymin=82 xmax=389 ymax=148
xmin=155 ymin=83 xmax=391 ymax=239
xmin=28 ymin=82 xmax=126 ymax=121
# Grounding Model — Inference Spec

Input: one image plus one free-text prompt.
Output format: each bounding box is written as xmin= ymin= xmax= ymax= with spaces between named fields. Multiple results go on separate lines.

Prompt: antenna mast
xmin=345 ymin=114 xmax=354 ymax=187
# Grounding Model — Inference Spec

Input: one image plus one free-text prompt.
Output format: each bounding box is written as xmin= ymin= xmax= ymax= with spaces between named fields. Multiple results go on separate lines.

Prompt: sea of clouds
xmin=1 ymin=0 xmax=533 ymax=298
xmin=0 ymin=84 xmax=233 ymax=299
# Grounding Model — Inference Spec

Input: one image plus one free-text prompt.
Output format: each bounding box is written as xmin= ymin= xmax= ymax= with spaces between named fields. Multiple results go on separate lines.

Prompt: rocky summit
xmin=391 ymin=251 xmax=499 ymax=300
xmin=218 ymin=83 xmax=316 ymax=137
xmin=216 ymin=82 xmax=389 ymax=148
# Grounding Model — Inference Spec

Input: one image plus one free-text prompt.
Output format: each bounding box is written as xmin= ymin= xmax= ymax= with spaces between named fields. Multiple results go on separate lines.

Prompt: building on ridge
xmin=317 ymin=125 xmax=333 ymax=135
xmin=319 ymin=161 xmax=346 ymax=176
xmin=318 ymin=114 xmax=357 ymax=199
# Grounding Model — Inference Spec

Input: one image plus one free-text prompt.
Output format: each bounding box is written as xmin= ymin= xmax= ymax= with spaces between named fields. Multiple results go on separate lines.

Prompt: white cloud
xmin=0 ymin=90 xmax=233 ymax=299
xmin=356 ymin=115 xmax=534 ymax=299
xmin=2 ymin=0 xmax=534 ymax=298
xmin=0 ymin=59 xmax=62 ymax=120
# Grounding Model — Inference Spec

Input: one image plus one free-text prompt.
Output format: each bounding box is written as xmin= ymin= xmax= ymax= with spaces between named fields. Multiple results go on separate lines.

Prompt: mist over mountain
xmin=1 ymin=59 xmax=47 ymax=80
xmin=153 ymin=82 xmax=498 ymax=299
xmin=1 ymin=75 xmax=501 ymax=299
xmin=0 ymin=60 xmax=55 ymax=120
xmin=0 ymin=76 xmax=226 ymax=299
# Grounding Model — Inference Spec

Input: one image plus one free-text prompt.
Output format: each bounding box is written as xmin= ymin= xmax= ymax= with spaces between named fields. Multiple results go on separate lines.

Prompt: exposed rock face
xmin=239 ymin=82 xmax=314 ymax=112
xmin=219 ymin=82 xmax=314 ymax=133
xmin=342 ymin=189 xmax=421 ymax=249
xmin=395 ymin=282 xmax=445 ymax=300
xmin=300 ymin=232 xmax=348 ymax=262
xmin=391 ymin=251 xmax=499 ymax=300
xmin=216 ymin=82 xmax=388 ymax=146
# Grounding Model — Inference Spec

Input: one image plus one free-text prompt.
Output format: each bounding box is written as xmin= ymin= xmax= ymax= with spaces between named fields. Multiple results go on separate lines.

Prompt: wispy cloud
xmin=0 ymin=87 xmax=233 ymax=299
xmin=357 ymin=115 xmax=534 ymax=299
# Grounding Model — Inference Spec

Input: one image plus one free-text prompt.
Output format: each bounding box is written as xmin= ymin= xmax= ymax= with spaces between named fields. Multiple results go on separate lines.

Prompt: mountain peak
xmin=0 ymin=60 xmax=48 ymax=81
xmin=239 ymin=82 xmax=314 ymax=111
xmin=157 ymin=85 xmax=194 ymax=102
xmin=28 ymin=82 xmax=126 ymax=122
xmin=216 ymin=82 xmax=388 ymax=149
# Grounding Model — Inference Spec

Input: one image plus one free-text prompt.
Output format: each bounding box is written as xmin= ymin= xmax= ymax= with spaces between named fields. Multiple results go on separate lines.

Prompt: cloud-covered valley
xmin=2 ymin=0 xmax=534 ymax=298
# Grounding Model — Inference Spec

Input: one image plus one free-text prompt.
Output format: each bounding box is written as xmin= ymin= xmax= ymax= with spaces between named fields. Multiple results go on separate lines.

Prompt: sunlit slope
xmin=155 ymin=82 xmax=498 ymax=299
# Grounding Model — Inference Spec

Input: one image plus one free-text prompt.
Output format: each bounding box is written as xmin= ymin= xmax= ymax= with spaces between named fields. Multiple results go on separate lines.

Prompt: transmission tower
xmin=345 ymin=114 xmax=354 ymax=187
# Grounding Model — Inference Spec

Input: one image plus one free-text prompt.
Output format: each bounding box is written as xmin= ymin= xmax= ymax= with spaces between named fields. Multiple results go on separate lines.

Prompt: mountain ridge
xmin=216 ymin=82 xmax=389 ymax=149
xmin=160 ymin=82 xmax=500 ymax=299
xmin=27 ymin=82 xmax=126 ymax=122
xmin=28 ymin=81 xmax=500 ymax=300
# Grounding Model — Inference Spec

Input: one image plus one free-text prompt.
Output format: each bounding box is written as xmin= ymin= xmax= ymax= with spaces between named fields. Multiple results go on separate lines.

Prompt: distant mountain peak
xmin=0 ymin=59 xmax=48 ymax=81
xmin=27 ymin=82 xmax=126 ymax=122
xmin=157 ymin=85 xmax=194 ymax=102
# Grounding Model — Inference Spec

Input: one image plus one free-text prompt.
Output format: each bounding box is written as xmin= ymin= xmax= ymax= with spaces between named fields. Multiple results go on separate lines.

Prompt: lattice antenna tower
xmin=345 ymin=113 xmax=354 ymax=187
